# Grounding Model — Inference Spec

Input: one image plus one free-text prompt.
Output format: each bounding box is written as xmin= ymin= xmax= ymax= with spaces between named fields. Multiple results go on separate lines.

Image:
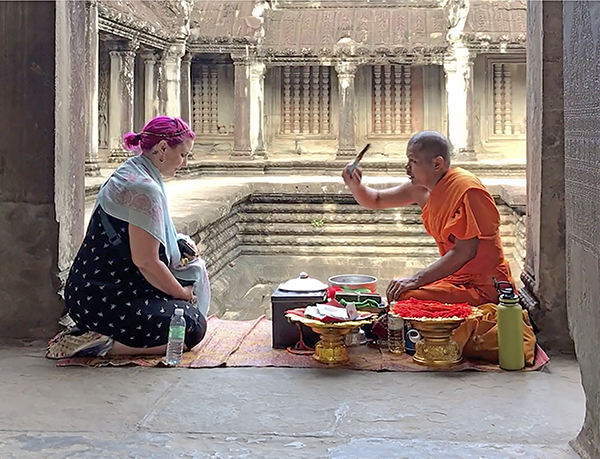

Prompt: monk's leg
xmin=398 ymin=280 xmax=489 ymax=306
xmin=396 ymin=280 xmax=485 ymax=351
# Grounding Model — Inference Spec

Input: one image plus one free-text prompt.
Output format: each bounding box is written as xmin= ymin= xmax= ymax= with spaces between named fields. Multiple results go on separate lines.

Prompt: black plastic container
xmin=270 ymin=273 xmax=327 ymax=349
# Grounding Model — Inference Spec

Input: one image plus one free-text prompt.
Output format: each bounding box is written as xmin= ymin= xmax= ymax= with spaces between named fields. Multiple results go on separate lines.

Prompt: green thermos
xmin=497 ymin=286 xmax=525 ymax=371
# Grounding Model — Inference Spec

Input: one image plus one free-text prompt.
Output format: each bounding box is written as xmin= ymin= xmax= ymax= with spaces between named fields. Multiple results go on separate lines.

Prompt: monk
xmin=342 ymin=131 xmax=513 ymax=305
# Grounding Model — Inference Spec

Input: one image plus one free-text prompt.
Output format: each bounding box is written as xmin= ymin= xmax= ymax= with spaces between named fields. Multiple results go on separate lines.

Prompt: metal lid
xmin=278 ymin=272 xmax=328 ymax=293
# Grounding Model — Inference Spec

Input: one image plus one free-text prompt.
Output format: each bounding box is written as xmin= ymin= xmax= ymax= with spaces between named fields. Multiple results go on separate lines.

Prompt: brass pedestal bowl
xmin=405 ymin=310 xmax=482 ymax=368
xmin=407 ymin=317 xmax=466 ymax=368
xmin=286 ymin=313 xmax=375 ymax=365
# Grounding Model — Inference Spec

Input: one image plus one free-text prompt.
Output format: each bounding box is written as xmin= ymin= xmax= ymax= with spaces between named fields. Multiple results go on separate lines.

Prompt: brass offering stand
xmin=405 ymin=311 xmax=481 ymax=369
xmin=286 ymin=313 xmax=375 ymax=365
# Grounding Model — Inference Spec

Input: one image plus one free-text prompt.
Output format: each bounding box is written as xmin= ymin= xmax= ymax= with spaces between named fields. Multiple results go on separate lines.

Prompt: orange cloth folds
xmin=403 ymin=168 xmax=513 ymax=305
xmin=452 ymin=303 xmax=537 ymax=366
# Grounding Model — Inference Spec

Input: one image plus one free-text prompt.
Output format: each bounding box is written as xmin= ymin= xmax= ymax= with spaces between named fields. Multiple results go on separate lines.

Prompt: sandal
xmin=45 ymin=331 xmax=111 ymax=359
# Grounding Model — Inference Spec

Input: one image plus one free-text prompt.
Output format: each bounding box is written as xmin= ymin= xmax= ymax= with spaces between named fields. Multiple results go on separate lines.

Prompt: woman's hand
xmin=386 ymin=277 xmax=419 ymax=303
xmin=179 ymin=285 xmax=196 ymax=303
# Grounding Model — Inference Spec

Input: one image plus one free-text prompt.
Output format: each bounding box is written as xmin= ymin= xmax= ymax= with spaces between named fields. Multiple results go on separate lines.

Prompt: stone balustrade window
xmin=488 ymin=60 xmax=526 ymax=137
xmin=193 ymin=63 xmax=229 ymax=135
xmin=280 ymin=65 xmax=331 ymax=135
xmin=371 ymin=64 xmax=412 ymax=135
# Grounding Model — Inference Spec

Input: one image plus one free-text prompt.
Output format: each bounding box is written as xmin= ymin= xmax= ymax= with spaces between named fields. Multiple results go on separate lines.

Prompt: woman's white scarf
xmin=94 ymin=155 xmax=210 ymax=316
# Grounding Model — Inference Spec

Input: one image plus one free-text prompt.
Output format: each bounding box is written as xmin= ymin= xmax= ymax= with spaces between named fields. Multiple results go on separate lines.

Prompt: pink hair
xmin=123 ymin=116 xmax=196 ymax=154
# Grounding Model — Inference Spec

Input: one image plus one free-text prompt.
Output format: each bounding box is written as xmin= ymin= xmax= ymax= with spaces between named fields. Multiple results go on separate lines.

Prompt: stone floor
xmin=0 ymin=343 xmax=584 ymax=459
xmin=24 ymin=167 xmax=572 ymax=458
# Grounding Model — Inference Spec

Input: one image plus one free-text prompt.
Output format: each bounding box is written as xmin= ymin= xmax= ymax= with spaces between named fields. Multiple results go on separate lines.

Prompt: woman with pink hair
xmin=47 ymin=116 xmax=210 ymax=359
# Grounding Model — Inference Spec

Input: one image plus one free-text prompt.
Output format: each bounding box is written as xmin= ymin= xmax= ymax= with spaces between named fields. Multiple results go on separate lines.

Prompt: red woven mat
xmin=56 ymin=315 xmax=550 ymax=371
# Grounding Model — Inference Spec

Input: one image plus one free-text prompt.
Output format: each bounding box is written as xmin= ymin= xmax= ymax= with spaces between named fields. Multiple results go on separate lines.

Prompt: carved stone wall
xmin=280 ymin=66 xmax=331 ymax=135
xmin=96 ymin=1 xmax=529 ymax=163
xmin=563 ymin=1 xmax=600 ymax=458
xmin=472 ymin=54 xmax=527 ymax=161
xmin=265 ymin=65 xmax=337 ymax=156
xmin=371 ymin=64 xmax=412 ymax=135
xmin=191 ymin=61 xmax=234 ymax=156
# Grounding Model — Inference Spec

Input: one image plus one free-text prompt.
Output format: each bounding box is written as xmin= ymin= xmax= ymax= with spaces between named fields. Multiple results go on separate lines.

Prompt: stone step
xmin=238 ymin=209 xmax=517 ymax=224
xmin=238 ymin=244 xmax=442 ymax=258
xmin=244 ymin=193 xmax=517 ymax=206
xmin=239 ymin=222 xmax=518 ymax=238
xmin=239 ymin=233 xmax=435 ymax=246
xmin=241 ymin=222 xmax=430 ymax=236
xmin=239 ymin=214 xmax=425 ymax=226
xmin=238 ymin=233 xmax=516 ymax=247
xmin=240 ymin=201 xmax=518 ymax=216
xmin=191 ymin=193 xmax=522 ymax=280
xmin=243 ymin=202 xmax=421 ymax=215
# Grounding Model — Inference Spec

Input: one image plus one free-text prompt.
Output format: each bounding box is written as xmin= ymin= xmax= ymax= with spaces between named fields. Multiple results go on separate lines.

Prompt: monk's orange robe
xmin=400 ymin=167 xmax=513 ymax=305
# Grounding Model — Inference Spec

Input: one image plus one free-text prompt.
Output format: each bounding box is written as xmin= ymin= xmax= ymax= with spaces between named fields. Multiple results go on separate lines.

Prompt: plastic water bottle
xmin=166 ymin=308 xmax=186 ymax=366
xmin=497 ymin=287 xmax=525 ymax=371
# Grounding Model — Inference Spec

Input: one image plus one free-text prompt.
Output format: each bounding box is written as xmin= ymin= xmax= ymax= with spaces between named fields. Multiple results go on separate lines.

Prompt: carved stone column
xmin=180 ymin=52 xmax=192 ymax=125
xmin=161 ymin=42 xmax=185 ymax=117
xmin=250 ymin=60 xmax=267 ymax=157
xmin=335 ymin=60 xmax=358 ymax=159
xmin=562 ymin=3 xmax=600 ymax=457
xmin=141 ymin=50 xmax=158 ymax=123
xmin=84 ymin=0 xmax=100 ymax=176
xmin=443 ymin=43 xmax=475 ymax=159
xmin=522 ymin=0 xmax=569 ymax=351
xmin=231 ymin=56 xmax=252 ymax=158
xmin=107 ymin=40 xmax=137 ymax=162
xmin=0 ymin=0 xmax=86 ymax=337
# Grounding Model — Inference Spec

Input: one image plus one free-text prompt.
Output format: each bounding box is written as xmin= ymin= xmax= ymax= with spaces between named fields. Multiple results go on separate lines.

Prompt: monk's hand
xmin=342 ymin=163 xmax=362 ymax=187
xmin=386 ymin=277 xmax=419 ymax=303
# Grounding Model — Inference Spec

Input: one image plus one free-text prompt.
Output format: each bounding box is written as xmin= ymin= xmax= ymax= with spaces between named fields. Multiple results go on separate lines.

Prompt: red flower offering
xmin=391 ymin=297 xmax=472 ymax=319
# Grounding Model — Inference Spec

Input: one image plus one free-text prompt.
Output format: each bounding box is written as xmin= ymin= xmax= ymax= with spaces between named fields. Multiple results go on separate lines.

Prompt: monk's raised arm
xmin=342 ymin=166 xmax=428 ymax=210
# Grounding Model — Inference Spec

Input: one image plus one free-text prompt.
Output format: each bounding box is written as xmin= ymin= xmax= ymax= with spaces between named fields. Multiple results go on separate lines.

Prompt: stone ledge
xmin=179 ymin=159 xmax=527 ymax=179
xmin=498 ymin=183 xmax=527 ymax=212
xmin=86 ymin=176 xmax=528 ymax=235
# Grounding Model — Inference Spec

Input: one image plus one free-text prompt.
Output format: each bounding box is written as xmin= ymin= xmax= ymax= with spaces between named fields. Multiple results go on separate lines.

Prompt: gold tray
xmin=286 ymin=312 xmax=376 ymax=366
xmin=286 ymin=311 xmax=376 ymax=329
xmin=398 ymin=309 xmax=482 ymax=323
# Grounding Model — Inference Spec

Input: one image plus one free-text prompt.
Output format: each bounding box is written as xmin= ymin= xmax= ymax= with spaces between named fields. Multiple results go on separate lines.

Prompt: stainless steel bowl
xmin=328 ymin=274 xmax=378 ymax=292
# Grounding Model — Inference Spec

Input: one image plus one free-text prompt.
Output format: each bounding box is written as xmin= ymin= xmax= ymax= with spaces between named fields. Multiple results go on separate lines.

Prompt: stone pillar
xmin=231 ymin=56 xmax=252 ymax=158
xmin=162 ymin=42 xmax=185 ymax=117
xmin=141 ymin=51 xmax=158 ymax=123
xmin=180 ymin=52 xmax=192 ymax=125
xmin=156 ymin=50 xmax=167 ymax=116
xmin=107 ymin=40 xmax=137 ymax=162
xmin=84 ymin=0 xmax=100 ymax=176
xmin=0 ymin=0 xmax=86 ymax=338
xmin=563 ymin=3 xmax=600 ymax=457
xmin=335 ymin=60 xmax=358 ymax=159
xmin=521 ymin=0 xmax=570 ymax=352
xmin=443 ymin=43 xmax=475 ymax=159
xmin=250 ymin=60 xmax=267 ymax=157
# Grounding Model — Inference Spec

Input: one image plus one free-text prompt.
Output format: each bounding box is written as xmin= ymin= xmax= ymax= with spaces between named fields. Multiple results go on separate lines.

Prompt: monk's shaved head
xmin=407 ymin=131 xmax=450 ymax=162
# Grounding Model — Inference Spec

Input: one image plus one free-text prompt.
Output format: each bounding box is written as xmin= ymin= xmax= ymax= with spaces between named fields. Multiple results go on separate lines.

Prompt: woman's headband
xmin=140 ymin=128 xmax=191 ymax=138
